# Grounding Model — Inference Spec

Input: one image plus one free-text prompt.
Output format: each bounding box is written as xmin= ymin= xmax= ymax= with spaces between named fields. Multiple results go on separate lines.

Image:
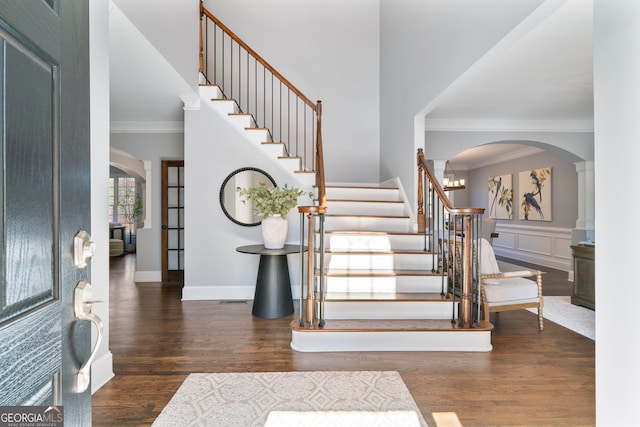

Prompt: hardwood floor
xmin=92 ymin=254 xmax=594 ymax=427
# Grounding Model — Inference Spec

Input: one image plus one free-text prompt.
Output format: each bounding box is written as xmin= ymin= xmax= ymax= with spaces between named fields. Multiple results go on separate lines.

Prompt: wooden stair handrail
xmin=315 ymin=101 xmax=326 ymax=209
xmin=417 ymin=148 xmax=484 ymax=329
xmin=200 ymin=4 xmax=317 ymax=112
xmin=200 ymin=3 xmax=327 ymax=329
xmin=417 ymin=148 xmax=483 ymax=216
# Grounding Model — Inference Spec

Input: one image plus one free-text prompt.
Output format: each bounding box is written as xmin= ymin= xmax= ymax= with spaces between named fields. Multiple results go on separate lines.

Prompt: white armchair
xmin=479 ymin=238 xmax=544 ymax=331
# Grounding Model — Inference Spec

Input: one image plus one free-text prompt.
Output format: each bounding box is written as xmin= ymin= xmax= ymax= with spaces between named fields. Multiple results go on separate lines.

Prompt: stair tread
xmin=325 ymin=214 xmax=409 ymax=219
xmin=328 ymin=199 xmax=403 ymax=203
xmin=326 ymin=185 xmax=399 ymax=190
xmin=321 ymin=230 xmax=425 ymax=236
xmin=324 ymin=292 xmax=448 ymax=301
xmin=290 ymin=319 xmax=493 ymax=332
xmin=322 ymin=268 xmax=442 ymax=276
xmin=323 ymin=249 xmax=432 ymax=255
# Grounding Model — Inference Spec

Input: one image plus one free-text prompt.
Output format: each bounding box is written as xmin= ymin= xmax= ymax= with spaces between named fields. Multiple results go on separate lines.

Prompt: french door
xmin=161 ymin=161 xmax=185 ymax=283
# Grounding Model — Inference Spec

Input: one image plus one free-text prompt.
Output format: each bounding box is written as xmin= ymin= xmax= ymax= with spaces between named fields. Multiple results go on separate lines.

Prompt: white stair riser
xmin=326 ymin=201 xmax=405 ymax=216
xmin=322 ymin=233 xmax=428 ymax=251
xmin=325 ymin=275 xmax=443 ymax=293
xmin=244 ymin=129 xmax=271 ymax=144
xmin=325 ymin=187 xmax=402 ymax=202
xmin=291 ymin=330 xmax=493 ymax=352
xmin=260 ymin=143 xmax=285 ymax=157
xmin=278 ymin=157 xmax=302 ymax=172
xmin=227 ymin=114 xmax=253 ymax=130
xmin=207 ymin=99 xmax=238 ymax=115
xmin=199 ymin=85 xmax=224 ymax=100
xmin=325 ymin=253 xmax=435 ymax=270
xmin=324 ymin=216 xmax=412 ymax=233
xmin=295 ymin=172 xmax=316 ymax=187
xmin=324 ymin=300 xmax=455 ymax=320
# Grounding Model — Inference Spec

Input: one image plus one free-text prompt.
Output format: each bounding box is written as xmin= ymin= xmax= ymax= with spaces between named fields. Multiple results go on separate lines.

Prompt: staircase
xmin=290 ymin=184 xmax=493 ymax=352
xmin=198 ymin=84 xmax=316 ymax=187
xmin=199 ymin=5 xmax=491 ymax=352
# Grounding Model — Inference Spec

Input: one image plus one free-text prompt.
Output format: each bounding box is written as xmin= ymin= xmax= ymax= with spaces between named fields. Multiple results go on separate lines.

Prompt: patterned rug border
xmin=152 ymin=371 xmax=428 ymax=427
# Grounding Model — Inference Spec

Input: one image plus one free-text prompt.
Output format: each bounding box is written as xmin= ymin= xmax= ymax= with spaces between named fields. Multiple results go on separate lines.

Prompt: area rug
xmin=152 ymin=371 xmax=428 ymax=427
xmin=528 ymin=296 xmax=595 ymax=340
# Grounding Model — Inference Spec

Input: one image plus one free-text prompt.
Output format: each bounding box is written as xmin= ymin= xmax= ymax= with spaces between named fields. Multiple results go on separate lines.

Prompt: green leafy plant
xmin=236 ymin=182 xmax=312 ymax=218
xmin=118 ymin=188 xmax=143 ymax=244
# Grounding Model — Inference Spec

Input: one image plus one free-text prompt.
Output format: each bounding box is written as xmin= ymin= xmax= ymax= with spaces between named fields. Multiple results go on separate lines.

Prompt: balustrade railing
xmin=417 ymin=149 xmax=485 ymax=328
xmin=199 ymin=3 xmax=326 ymax=329
xmin=200 ymin=3 xmax=318 ymax=171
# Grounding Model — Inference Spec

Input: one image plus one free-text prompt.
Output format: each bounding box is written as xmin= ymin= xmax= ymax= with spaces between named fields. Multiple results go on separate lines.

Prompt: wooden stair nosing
xmin=318 ymin=268 xmax=444 ymax=277
xmin=327 ymin=199 xmax=404 ymax=204
xmin=321 ymin=249 xmax=433 ymax=255
xmin=319 ymin=230 xmax=428 ymax=236
xmin=325 ymin=214 xmax=410 ymax=219
xmin=323 ymin=291 xmax=450 ymax=302
xmin=326 ymin=185 xmax=400 ymax=190
xmin=290 ymin=318 xmax=493 ymax=333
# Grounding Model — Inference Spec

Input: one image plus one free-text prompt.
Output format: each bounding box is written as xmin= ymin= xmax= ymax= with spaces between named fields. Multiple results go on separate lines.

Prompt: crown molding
xmin=110 ymin=121 xmax=184 ymax=134
xmin=424 ymin=118 xmax=594 ymax=132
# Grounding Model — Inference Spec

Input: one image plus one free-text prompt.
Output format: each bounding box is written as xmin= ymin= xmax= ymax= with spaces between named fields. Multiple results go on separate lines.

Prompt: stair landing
xmin=290 ymin=319 xmax=493 ymax=352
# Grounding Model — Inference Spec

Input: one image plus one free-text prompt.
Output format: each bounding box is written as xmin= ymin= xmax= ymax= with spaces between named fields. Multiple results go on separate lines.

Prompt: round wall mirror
xmin=219 ymin=167 xmax=276 ymax=226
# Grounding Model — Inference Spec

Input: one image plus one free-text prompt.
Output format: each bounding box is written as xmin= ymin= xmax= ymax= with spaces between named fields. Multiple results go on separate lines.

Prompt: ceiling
xmin=108 ymin=0 xmax=593 ymax=168
xmin=429 ymin=0 xmax=593 ymax=169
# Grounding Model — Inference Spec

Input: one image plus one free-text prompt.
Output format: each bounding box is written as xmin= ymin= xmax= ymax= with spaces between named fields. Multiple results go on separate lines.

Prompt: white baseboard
xmin=91 ymin=351 xmax=114 ymax=394
xmin=134 ymin=270 xmax=161 ymax=282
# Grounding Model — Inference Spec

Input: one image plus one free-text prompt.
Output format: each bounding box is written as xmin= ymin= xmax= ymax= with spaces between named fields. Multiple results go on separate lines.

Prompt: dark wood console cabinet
xmin=571 ymin=244 xmax=595 ymax=310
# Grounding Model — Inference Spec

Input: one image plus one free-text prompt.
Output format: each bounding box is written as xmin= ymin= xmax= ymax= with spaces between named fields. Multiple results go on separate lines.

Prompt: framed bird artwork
xmin=519 ymin=167 xmax=552 ymax=221
xmin=488 ymin=174 xmax=513 ymax=219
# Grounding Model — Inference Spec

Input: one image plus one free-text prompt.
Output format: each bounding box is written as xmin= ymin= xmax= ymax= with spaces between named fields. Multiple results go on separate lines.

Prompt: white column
xmin=594 ymin=0 xmax=640 ymax=423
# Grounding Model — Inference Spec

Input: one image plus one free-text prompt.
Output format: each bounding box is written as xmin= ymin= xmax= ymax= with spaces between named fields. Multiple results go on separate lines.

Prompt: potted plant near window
xmin=118 ymin=189 xmax=143 ymax=253
xmin=236 ymin=182 xmax=312 ymax=249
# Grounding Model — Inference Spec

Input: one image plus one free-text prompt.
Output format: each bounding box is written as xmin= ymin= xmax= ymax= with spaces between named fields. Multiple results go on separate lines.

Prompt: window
xmin=109 ymin=176 xmax=139 ymax=240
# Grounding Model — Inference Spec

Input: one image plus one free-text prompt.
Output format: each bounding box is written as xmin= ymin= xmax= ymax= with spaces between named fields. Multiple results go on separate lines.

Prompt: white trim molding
xmin=424 ymin=118 xmax=594 ymax=133
xmin=134 ymin=270 xmax=162 ymax=282
xmin=492 ymin=223 xmax=573 ymax=272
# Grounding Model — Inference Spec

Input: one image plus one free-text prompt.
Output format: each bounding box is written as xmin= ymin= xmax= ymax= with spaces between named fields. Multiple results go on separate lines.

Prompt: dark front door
xmin=0 ymin=1 xmax=92 ymax=425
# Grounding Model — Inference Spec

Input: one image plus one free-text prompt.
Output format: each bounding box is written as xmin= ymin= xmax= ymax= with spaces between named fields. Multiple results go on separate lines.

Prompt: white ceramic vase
xmin=261 ymin=214 xmax=288 ymax=249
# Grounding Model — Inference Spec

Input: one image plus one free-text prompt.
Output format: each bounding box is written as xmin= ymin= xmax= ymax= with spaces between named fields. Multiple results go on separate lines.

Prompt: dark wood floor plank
xmin=92 ymin=254 xmax=594 ymax=426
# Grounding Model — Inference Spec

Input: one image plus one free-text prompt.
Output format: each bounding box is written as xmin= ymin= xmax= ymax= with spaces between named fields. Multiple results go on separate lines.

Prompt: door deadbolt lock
xmin=73 ymin=230 xmax=96 ymax=268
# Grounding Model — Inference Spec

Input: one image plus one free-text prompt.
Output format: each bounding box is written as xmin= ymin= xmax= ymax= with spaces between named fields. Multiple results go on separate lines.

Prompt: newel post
xmin=460 ymin=215 xmax=473 ymax=328
xmin=417 ymin=149 xmax=425 ymax=233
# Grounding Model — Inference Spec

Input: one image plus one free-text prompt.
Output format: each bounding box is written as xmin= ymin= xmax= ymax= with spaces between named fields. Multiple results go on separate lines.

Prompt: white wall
xmin=183 ymin=102 xmax=308 ymax=299
xmin=468 ymin=150 xmax=579 ymax=227
xmin=594 ymin=0 xmax=640 ymax=423
xmin=380 ymin=0 xmax=545 ymax=206
xmin=204 ymin=0 xmax=380 ymax=183
xmin=112 ymin=0 xmax=199 ymax=91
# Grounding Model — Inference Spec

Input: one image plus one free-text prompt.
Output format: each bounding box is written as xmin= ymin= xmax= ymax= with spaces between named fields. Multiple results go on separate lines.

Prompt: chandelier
xmin=443 ymin=160 xmax=465 ymax=191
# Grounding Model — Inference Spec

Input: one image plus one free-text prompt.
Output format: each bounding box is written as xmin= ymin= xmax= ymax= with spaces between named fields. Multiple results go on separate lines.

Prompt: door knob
xmin=73 ymin=230 xmax=96 ymax=268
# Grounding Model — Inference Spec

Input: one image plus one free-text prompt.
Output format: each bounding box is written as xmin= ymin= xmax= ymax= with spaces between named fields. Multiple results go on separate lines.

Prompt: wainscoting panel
xmin=493 ymin=224 xmax=572 ymax=272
